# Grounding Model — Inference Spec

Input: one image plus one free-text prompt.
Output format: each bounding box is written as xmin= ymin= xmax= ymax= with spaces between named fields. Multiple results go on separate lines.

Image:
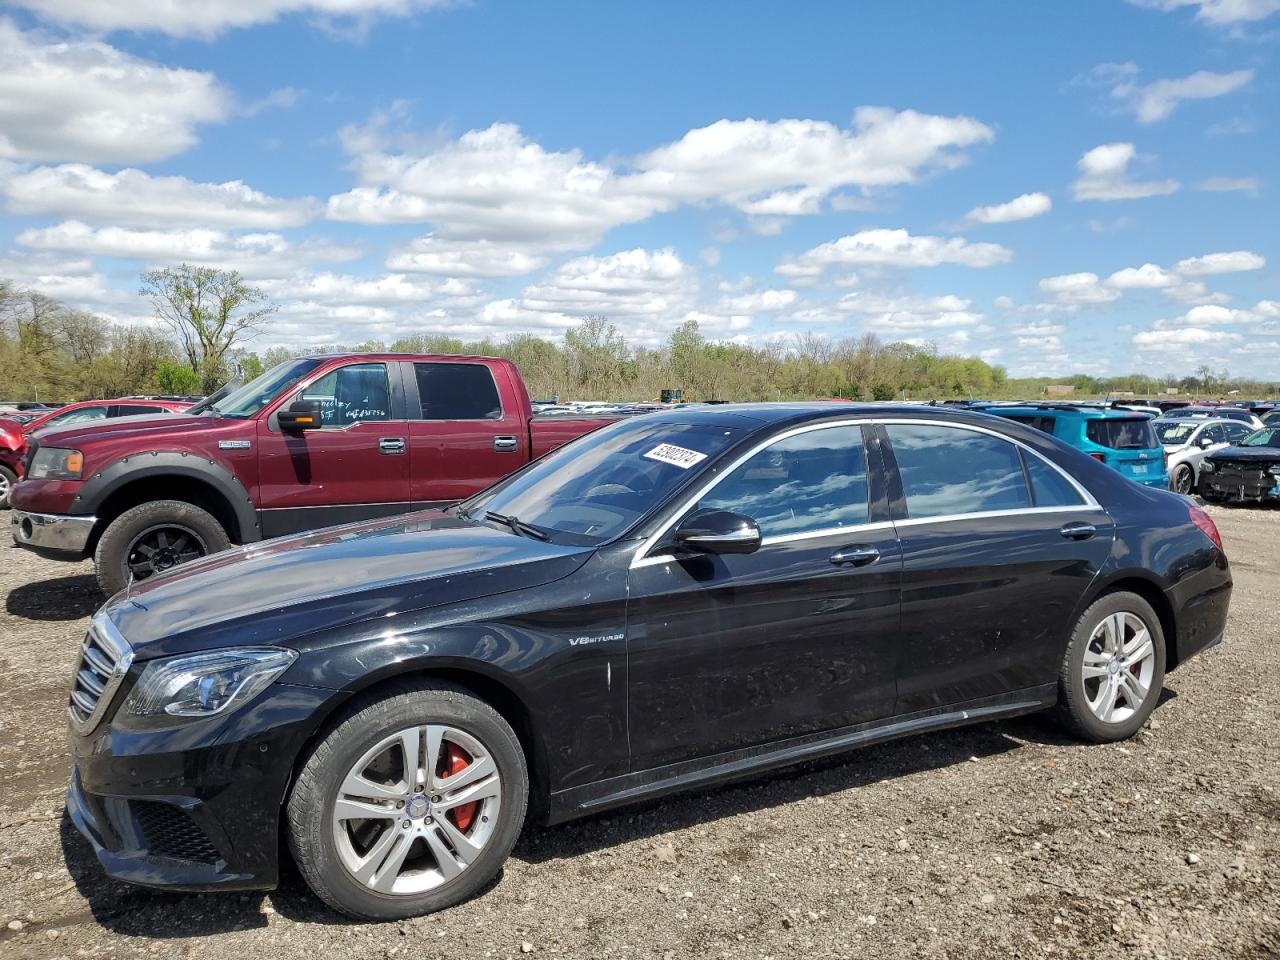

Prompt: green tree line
xmin=3 ymin=274 xmax=1277 ymax=404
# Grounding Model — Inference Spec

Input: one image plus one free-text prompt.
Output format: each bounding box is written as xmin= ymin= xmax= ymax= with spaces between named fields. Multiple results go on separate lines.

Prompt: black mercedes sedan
xmin=64 ymin=404 xmax=1231 ymax=919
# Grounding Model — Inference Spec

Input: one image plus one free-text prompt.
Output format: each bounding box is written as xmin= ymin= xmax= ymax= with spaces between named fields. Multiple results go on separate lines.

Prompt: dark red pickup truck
xmin=10 ymin=354 xmax=616 ymax=593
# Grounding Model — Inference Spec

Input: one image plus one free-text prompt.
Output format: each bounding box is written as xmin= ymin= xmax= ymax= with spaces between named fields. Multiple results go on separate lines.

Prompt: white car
xmin=1154 ymin=417 xmax=1255 ymax=495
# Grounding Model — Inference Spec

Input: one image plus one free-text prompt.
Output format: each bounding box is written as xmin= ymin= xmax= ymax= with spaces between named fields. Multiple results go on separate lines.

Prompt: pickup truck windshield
xmin=463 ymin=418 xmax=743 ymax=545
xmin=207 ymin=358 xmax=324 ymax=419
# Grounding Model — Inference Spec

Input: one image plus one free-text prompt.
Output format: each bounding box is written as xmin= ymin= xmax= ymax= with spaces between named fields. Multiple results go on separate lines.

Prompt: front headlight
xmin=28 ymin=446 xmax=83 ymax=480
xmin=117 ymin=647 xmax=297 ymax=729
xmin=1268 ymin=464 xmax=1280 ymax=476
xmin=1200 ymin=460 xmax=1215 ymax=472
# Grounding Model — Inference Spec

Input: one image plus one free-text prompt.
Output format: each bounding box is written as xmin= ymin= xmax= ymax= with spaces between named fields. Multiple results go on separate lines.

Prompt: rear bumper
xmin=11 ymin=509 xmax=96 ymax=557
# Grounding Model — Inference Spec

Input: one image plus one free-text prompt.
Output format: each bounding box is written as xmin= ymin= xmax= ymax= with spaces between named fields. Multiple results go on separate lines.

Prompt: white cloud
xmin=511 ymin=248 xmax=697 ymax=321
xmin=16 ymin=221 xmax=360 ymax=278
xmin=386 ymin=236 xmax=549 ymax=277
xmin=7 ymin=0 xmax=453 ymax=38
xmin=1106 ymin=263 xmax=1176 ymax=289
xmin=328 ymin=108 xmax=995 ymax=251
xmin=0 ymin=19 xmax=228 ymax=164
xmin=962 ymin=192 xmax=1052 ymax=225
xmin=831 ymin=291 xmax=982 ymax=332
xmin=1133 ymin=327 xmax=1242 ymax=347
xmin=719 ymin=288 xmax=798 ymax=314
xmin=777 ymin=228 xmax=1011 ymax=278
xmin=258 ymin=271 xmax=480 ymax=307
xmin=1173 ymin=250 xmax=1265 ymax=274
xmin=241 ymin=87 xmax=301 ymax=117
xmin=1127 ymin=0 xmax=1280 ymax=25
xmin=1039 ymin=272 xmax=1121 ymax=305
xmin=1197 ymin=176 xmax=1260 ymax=194
xmin=2 ymin=164 xmax=319 ymax=229
xmin=1072 ymin=143 xmax=1179 ymax=201
xmin=1106 ymin=66 xmax=1253 ymax=123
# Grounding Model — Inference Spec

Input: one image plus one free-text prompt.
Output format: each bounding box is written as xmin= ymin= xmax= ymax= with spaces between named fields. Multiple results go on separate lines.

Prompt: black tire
xmin=0 ymin=463 xmax=16 ymax=510
xmin=93 ymin=499 xmax=230 ymax=595
xmin=1055 ymin=591 xmax=1167 ymax=743
xmin=1170 ymin=464 xmax=1194 ymax=496
xmin=286 ymin=681 xmax=528 ymax=920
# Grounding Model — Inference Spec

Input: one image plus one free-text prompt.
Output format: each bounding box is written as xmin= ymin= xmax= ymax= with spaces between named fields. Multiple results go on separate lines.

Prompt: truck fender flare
xmin=71 ymin=451 xmax=261 ymax=543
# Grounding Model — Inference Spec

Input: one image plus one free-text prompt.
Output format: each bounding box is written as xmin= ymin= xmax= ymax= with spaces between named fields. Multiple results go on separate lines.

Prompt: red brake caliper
xmin=441 ymin=742 xmax=478 ymax=832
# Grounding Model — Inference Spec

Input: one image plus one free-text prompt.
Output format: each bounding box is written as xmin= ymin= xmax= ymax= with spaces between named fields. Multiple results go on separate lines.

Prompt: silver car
xmin=1155 ymin=417 xmax=1254 ymax=494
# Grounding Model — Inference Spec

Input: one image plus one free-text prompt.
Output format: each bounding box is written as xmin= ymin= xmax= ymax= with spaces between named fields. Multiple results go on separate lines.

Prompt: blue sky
xmin=0 ymin=0 xmax=1277 ymax=378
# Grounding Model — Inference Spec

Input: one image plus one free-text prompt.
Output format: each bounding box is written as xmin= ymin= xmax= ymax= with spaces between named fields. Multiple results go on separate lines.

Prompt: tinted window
xmin=46 ymin=405 xmax=109 ymax=427
xmin=301 ymin=363 xmax=392 ymax=426
xmin=414 ymin=363 xmax=502 ymax=420
xmin=1003 ymin=414 xmax=1057 ymax=435
xmin=1222 ymin=422 xmax=1250 ymax=442
xmin=1021 ymin=450 xmax=1085 ymax=507
xmin=886 ymin=424 xmax=1030 ymax=518
xmin=115 ymin=404 xmax=166 ymax=417
xmin=1085 ymin=418 xmax=1158 ymax=450
xmin=696 ymin=426 xmax=869 ymax=537
xmin=1202 ymin=423 xmax=1228 ymax=443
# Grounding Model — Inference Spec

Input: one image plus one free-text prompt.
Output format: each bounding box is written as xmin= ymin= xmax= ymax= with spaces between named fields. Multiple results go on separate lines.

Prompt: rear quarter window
xmin=886 ymin=424 xmax=1031 ymax=519
xmin=1085 ymin=418 xmax=1158 ymax=450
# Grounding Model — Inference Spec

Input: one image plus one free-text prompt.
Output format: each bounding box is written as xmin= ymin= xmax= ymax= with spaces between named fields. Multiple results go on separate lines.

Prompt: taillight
xmin=1089 ymin=452 xmax=1106 ymax=462
xmin=1189 ymin=505 xmax=1223 ymax=551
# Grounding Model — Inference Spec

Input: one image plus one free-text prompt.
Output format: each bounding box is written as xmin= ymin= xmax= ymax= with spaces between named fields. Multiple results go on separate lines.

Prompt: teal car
xmin=978 ymin=404 xmax=1168 ymax=488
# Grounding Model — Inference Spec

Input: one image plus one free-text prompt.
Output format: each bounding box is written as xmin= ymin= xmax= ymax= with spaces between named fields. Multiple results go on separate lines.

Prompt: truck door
xmin=256 ymin=360 xmax=413 ymax=537
xmin=402 ymin=360 xmax=530 ymax=508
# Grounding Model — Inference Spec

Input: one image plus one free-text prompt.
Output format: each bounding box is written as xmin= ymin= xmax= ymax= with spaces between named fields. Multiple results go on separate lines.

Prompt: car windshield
xmin=460 ymin=418 xmax=744 ymax=545
xmin=205 ymin=358 xmax=325 ymax=419
xmin=1085 ymin=417 xmax=1160 ymax=450
xmin=1241 ymin=427 xmax=1280 ymax=448
xmin=1154 ymin=421 xmax=1197 ymax=444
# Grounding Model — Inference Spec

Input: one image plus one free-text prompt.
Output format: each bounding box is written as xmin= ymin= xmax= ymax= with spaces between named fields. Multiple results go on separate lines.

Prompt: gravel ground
xmin=0 ymin=505 xmax=1277 ymax=960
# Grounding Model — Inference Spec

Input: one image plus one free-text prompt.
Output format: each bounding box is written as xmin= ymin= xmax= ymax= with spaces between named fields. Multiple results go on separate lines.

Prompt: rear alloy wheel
xmin=1171 ymin=464 xmax=1194 ymax=496
xmin=93 ymin=499 xmax=230 ymax=595
xmin=0 ymin=463 xmax=15 ymax=510
xmin=1056 ymin=592 xmax=1166 ymax=742
xmin=287 ymin=682 xmax=527 ymax=919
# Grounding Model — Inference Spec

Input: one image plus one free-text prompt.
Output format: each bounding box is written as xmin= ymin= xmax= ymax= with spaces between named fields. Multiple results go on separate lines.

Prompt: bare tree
xmin=141 ymin=265 xmax=276 ymax=393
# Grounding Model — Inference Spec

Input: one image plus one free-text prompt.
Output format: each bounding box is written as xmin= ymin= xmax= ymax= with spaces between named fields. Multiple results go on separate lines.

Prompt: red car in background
xmin=0 ymin=398 xmax=193 ymax=508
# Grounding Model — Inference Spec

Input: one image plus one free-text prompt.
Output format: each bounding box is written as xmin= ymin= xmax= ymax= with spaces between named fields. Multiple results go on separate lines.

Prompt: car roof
xmin=628 ymin=401 xmax=1024 ymax=431
xmin=979 ymin=404 xmax=1141 ymax=419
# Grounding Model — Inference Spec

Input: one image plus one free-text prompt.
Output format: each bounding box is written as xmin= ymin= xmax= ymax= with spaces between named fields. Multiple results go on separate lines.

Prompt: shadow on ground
xmin=6 ymin=574 xmax=101 ymax=622
xmin=51 ymin=707 xmax=1139 ymax=937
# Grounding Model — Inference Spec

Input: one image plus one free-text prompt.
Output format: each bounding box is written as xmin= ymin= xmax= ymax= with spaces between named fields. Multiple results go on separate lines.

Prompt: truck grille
xmin=68 ymin=614 xmax=133 ymax=734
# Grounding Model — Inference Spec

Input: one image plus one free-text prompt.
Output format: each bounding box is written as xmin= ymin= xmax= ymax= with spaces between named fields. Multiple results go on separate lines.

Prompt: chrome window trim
xmin=629 ymin=416 xmax=1101 ymax=569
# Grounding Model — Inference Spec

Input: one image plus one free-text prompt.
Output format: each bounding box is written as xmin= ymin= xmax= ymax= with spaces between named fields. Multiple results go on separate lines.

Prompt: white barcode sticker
xmin=643 ymin=443 xmax=708 ymax=469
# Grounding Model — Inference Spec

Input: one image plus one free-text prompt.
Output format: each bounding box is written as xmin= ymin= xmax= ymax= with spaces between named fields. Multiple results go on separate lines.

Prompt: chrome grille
xmin=68 ymin=614 xmax=133 ymax=734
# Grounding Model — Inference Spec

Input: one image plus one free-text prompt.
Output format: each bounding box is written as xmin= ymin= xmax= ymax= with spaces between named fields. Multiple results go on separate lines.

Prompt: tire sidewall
xmin=0 ymin=463 xmax=16 ymax=509
xmin=288 ymin=686 xmax=529 ymax=920
xmin=1061 ymin=592 xmax=1167 ymax=742
xmin=1173 ymin=464 xmax=1193 ymax=495
xmin=94 ymin=499 xmax=230 ymax=595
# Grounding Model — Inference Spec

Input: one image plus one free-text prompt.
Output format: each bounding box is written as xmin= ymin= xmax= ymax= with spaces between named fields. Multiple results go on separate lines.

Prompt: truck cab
xmin=10 ymin=354 xmax=617 ymax=594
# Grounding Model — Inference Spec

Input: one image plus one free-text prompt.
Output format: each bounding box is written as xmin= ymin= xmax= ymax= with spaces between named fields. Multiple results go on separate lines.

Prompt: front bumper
xmin=1200 ymin=471 xmax=1280 ymax=503
xmin=11 ymin=509 xmax=96 ymax=557
xmin=66 ymin=681 xmax=339 ymax=892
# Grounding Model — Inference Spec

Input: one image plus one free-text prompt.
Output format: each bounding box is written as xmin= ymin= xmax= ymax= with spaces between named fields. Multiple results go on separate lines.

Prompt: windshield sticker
xmin=643 ymin=443 xmax=708 ymax=469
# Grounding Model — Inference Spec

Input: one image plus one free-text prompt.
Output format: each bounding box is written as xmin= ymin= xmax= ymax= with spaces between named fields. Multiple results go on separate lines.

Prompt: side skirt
xmin=546 ymin=684 xmax=1057 ymax=824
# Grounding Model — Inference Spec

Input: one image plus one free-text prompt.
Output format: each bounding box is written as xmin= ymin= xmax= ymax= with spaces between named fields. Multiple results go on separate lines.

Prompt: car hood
xmin=102 ymin=511 xmax=595 ymax=659
xmin=32 ymin=412 xmax=212 ymax=447
xmin=1206 ymin=445 xmax=1280 ymax=463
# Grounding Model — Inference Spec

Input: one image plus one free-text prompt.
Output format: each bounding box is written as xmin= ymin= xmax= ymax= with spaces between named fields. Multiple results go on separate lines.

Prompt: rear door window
xmin=885 ymin=424 xmax=1030 ymax=519
xmin=1085 ymin=418 xmax=1159 ymax=450
xmin=414 ymin=362 xmax=503 ymax=420
xmin=1221 ymin=422 xmax=1250 ymax=443
xmin=695 ymin=426 xmax=869 ymax=537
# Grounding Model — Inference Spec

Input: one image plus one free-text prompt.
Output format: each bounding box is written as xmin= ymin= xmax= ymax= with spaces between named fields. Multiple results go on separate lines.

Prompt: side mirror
xmin=1198 ymin=435 xmax=1215 ymax=448
xmin=673 ymin=509 xmax=761 ymax=555
xmin=278 ymin=399 xmax=323 ymax=431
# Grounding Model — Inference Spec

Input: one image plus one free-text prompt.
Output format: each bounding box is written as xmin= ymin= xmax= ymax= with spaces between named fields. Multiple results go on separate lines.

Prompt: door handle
xmin=830 ymin=545 xmax=880 ymax=567
xmin=1059 ymin=522 xmax=1095 ymax=541
xmin=493 ymin=435 xmax=518 ymax=452
xmin=378 ymin=437 xmax=406 ymax=455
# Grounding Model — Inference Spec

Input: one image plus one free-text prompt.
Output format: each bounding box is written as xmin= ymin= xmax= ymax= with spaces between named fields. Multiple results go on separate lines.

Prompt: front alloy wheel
xmin=1055 ymin=592 xmax=1167 ymax=742
xmin=287 ymin=682 xmax=528 ymax=919
xmin=1171 ymin=464 xmax=1194 ymax=496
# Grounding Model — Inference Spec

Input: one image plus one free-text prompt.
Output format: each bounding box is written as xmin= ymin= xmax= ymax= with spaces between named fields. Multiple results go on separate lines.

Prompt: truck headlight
xmin=116 ymin=648 xmax=297 ymax=729
xmin=1200 ymin=460 xmax=1215 ymax=473
xmin=28 ymin=447 xmax=83 ymax=480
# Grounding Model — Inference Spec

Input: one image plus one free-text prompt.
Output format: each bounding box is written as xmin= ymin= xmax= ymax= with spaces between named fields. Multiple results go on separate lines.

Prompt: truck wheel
xmin=93 ymin=499 xmax=230 ymax=595
xmin=1055 ymin=591 xmax=1166 ymax=743
xmin=0 ymin=464 xmax=15 ymax=510
xmin=286 ymin=681 xmax=528 ymax=920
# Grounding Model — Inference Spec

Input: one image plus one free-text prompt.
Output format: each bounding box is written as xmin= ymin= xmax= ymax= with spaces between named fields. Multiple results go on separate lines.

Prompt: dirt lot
xmin=0 ymin=506 xmax=1277 ymax=960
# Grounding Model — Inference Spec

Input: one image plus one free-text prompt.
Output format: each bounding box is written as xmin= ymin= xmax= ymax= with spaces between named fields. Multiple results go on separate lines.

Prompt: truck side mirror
xmin=279 ymin=399 xmax=323 ymax=431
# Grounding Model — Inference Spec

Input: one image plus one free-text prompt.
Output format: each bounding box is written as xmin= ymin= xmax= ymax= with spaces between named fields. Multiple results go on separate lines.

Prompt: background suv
xmin=978 ymin=405 xmax=1168 ymax=488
